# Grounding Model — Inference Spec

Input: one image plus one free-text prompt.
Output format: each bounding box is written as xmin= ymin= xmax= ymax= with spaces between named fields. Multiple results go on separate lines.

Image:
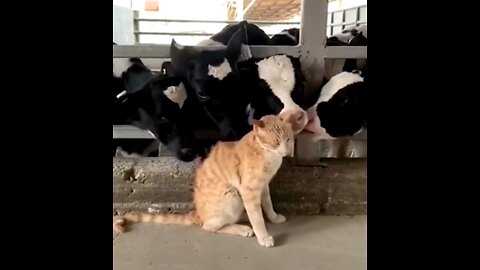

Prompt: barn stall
xmin=113 ymin=0 xmax=367 ymax=267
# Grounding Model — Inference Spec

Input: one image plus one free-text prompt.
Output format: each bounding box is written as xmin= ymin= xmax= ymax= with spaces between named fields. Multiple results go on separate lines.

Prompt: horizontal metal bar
xmin=113 ymin=125 xmax=367 ymax=140
xmin=324 ymin=46 xmax=367 ymax=59
xmin=113 ymin=125 xmax=155 ymax=139
xmin=135 ymin=32 xmax=278 ymax=37
xmin=114 ymin=45 xmax=170 ymax=58
xmin=113 ymin=45 xmax=365 ymax=59
xmin=329 ymin=5 xmax=367 ymax=14
xmin=113 ymin=45 xmax=300 ymax=58
xmin=135 ymin=32 xmax=216 ymax=36
xmin=134 ymin=18 xmax=300 ymax=25
xmin=327 ymin=20 xmax=367 ymax=27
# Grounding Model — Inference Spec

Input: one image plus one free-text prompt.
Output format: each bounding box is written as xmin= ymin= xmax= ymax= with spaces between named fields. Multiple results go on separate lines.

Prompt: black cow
xmin=170 ymin=25 xmax=253 ymax=140
xmin=324 ymin=24 xmax=368 ymax=79
xmin=197 ymin=20 xmax=271 ymax=46
xmin=270 ymin=28 xmax=299 ymax=46
xmin=113 ymin=58 xmax=205 ymax=161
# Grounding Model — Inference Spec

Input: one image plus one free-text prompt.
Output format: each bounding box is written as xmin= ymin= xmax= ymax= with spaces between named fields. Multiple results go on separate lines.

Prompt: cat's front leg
xmin=240 ymin=186 xmax=275 ymax=247
xmin=261 ymin=185 xmax=286 ymax=224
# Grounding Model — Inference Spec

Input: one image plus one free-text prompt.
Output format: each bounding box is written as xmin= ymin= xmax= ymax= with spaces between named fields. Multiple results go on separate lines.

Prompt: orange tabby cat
xmin=114 ymin=114 xmax=294 ymax=247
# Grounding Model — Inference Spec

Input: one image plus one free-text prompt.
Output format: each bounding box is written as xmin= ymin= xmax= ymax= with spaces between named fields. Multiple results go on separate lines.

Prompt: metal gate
xmin=113 ymin=0 xmax=367 ymax=163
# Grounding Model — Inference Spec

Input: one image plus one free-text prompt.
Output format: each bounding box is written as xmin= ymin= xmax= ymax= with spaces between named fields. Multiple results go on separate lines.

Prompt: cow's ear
xmin=225 ymin=22 xmax=247 ymax=63
xmin=170 ymin=39 xmax=195 ymax=77
xmin=121 ymin=59 xmax=153 ymax=94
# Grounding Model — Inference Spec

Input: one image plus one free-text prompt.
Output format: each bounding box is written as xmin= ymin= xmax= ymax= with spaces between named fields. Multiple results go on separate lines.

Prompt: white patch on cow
xmin=334 ymin=32 xmax=354 ymax=44
xmin=113 ymin=58 xmax=132 ymax=77
xmin=208 ymin=58 xmax=232 ymax=80
xmin=164 ymin=83 xmax=187 ymax=108
xmin=316 ymin=71 xmax=363 ymax=105
xmin=238 ymin=44 xmax=253 ymax=62
xmin=256 ymin=55 xmax=299 ymax=113
xmin=279 ymin=30 xmax=297 ymax=42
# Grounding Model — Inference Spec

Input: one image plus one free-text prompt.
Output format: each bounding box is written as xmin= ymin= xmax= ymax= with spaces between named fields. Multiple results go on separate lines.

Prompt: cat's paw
xmin=257 ymin=235 xmax=275 ymax=247
xmin=239 ymin=226 xmax=254 ymax=237
xmin=269 ymin=214 xmax=286 ymax=224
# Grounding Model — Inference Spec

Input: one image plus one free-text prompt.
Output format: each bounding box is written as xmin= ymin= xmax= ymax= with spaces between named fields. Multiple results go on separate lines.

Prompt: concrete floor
xmin=113 ymin=215 xmax=366 ymax=270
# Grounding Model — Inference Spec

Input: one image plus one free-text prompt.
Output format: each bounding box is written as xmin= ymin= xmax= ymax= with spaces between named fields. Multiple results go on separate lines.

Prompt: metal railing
xmin=327 ymin=5 xmax=367 ymax=36
xmin=132 ymin=5 xmax=367 ymax=43
xmin=113 ymin=0 xmax=368 ymax=160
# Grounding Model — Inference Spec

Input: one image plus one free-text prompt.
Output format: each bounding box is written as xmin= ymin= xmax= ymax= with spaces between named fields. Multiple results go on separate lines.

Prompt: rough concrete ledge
xmin=113 ymin=157 xmax=366 ymax=216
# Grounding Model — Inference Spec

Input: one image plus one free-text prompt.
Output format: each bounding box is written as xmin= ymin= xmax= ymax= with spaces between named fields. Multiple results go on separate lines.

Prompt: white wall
xmin=113 ymin=0 xmax=132 ymax=9
xmin=328 ymin=0 xmax=367 ymax=12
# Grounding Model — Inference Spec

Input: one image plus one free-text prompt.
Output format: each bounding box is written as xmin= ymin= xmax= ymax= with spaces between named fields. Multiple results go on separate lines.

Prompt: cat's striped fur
xmin=114 ymin=114 xmax=294 ymax=247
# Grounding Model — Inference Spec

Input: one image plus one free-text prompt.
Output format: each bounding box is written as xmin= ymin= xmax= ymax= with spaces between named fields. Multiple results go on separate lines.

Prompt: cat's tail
xmin=113 ymin=211 xmax=200 ymax=234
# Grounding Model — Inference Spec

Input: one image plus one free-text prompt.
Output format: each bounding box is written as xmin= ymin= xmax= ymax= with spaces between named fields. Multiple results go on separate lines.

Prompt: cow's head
xmin=247 ymin=54 xmax=308 ymax=134
xmin=113 ymin=59 xmax=200 ymax=162
xmin=170 ymin=26 xmax=252 ymax=139
xmin=302 ymin=71 xmax=367 ymax=140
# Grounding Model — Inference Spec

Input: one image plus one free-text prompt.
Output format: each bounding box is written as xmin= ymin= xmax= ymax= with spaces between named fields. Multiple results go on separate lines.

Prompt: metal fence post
xmin=133 ymin=10 xmax=139 ymax=44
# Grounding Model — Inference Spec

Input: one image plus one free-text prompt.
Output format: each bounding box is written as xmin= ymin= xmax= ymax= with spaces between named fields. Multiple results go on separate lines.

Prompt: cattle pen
xmin=113 ymin=0 xmax=367 ymax=269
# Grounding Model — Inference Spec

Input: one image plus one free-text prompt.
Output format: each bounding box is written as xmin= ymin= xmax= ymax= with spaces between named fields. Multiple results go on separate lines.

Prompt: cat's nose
xmin=279 ymin=109 xmax=308 ymax=134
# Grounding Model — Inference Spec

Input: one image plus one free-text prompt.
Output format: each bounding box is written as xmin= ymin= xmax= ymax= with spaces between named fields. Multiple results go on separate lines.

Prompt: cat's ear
xmin=252 ymin=119 xmax=265 ymax=128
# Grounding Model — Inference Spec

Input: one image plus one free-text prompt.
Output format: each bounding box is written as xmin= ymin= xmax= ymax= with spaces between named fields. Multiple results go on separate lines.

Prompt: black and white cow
xmin=237 ymin=54 xmax=309 ymax=134
xmin=302 ymin=70 xmax=367 ymax=140
xmin=112 ymin=56 xmax=160 ymax=158
xmin=171 ymin=26 xmax=309 ymax=138
xmin=169 ymin=25 xmax=254 ymax=140
xmin=341 ymin=25 xmax=367 ymax=74
xmin=324 ymin=24 xmax=367 ymax=79
xmin=270 ymin=28 xmax=299 ymax=46
xmin=113 ymin=58 xmax=207 ymax=161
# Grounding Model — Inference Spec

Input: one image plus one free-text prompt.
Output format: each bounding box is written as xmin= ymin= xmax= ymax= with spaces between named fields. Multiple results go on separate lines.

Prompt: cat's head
xmin=253 ymin=115 xmax=294 ymax=157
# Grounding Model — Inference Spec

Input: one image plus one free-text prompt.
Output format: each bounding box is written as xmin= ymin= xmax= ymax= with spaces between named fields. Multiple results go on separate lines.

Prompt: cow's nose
xmin=279 ymin=110 xmax=308 ymax=134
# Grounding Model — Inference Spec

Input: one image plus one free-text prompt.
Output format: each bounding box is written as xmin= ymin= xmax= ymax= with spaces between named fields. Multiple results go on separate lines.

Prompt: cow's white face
xmin=256 ymin=55 xmax=308 ymax=134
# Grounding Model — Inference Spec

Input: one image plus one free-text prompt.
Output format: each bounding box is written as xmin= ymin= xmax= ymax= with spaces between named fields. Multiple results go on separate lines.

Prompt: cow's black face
xmin=115 ymin=73 xmax=201 ymax=162
xmin=169 ymin=26 xmax=251 ymax=139
xmin=316 ymin=81 xmax=366 ymax=137
xmin=302 ymin=71 xmax=366 ymax=139
xmin=170 ymin=23 xmax=247 ymax=98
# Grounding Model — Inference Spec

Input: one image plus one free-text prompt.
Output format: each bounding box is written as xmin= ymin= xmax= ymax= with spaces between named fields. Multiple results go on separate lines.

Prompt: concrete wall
xmin=113 ymin=157 xmax=366 ymax=216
